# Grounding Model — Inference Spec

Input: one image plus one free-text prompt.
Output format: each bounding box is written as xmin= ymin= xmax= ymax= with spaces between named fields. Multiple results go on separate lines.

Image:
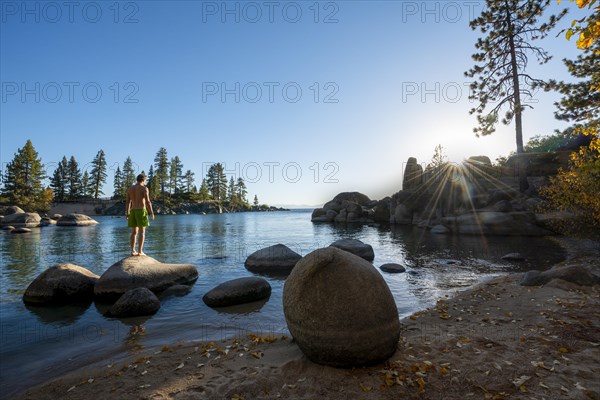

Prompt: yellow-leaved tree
xmin=540 ymin=0 xmax=599 ymax=237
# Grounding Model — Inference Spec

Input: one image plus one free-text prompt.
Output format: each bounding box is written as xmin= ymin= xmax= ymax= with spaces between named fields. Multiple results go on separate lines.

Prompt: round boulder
xmin=283 ymin=247 xmax=400 ymax=367
xmin=244 ymin=244 xmax=302 ymax=274
xmin=380 ymin=263 xmax=406 ymax=273
xmin=23 ymin=264 xmax=99 ymax=305
xmin=57 ymin=213 xmax=99 ymax=226
xmin=160 ymin=284 xmax=192 ymax=297
xmin=11 ymin=227 xmax=32 ymax=234
xmin=1 ymin=212 xmax=41 ymax=228
xmin=203 ymin=277 xmax=271 ymax=307
xmin=109 ymin=287 xmax=160 ymax=317
xmin=329 ymin=238 xmax=375 ymax=262
xmin=51 ymin=214 xmax=63 ymax=220
xmin=94 ymin=256 xmax=198 ymax=300
xmin=2 ymin=226 xmax=15 ymax=231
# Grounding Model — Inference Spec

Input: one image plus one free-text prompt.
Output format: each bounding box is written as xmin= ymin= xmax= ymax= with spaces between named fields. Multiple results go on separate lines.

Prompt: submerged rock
xmin=23 ymin=264 xmax=99 ymax=305
xmin=430 ymin=225 xmax=450 ymax=234
xmin=94 ymin=256 xmax=198 ymax=299
xmin=380 ymin=263 xmax=406 ymax=273
xmin=109 ymin=287 xmax=160 ymax=317
xmin=203 ymin=277 xmax=271 ymax=307
xmin=329 ymin=238 xmax=375 ymax=262
xmin=11 ymin=227 xmax=32 ymax=234
xmin=283 ymin=247 xmax=400 ymax=367
xmin=57 ymin=213 xmax=99 ymax=226
xmin=244 ymin=244 xmax=302 ymax=274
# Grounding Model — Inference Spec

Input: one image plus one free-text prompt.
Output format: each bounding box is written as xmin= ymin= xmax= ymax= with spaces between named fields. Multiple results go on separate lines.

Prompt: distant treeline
xmin=1 ymin=142 xmax=261 ymax=212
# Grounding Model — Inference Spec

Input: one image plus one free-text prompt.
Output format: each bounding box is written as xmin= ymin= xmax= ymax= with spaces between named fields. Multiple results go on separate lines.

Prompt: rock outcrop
xmin=283 ymin=247 xmax=400 ymax=367
xmin=0 ymin=212 xmax=41 ymax=228
xmin=244 ymin=244 xmax=302 ymax=274
xmin=0 ymin=206 xmax=25 ymax=216
xmin=94 ymin=256 xmax=198 ymax=299
xmin=203 ymin=277 xmax=271 ymax=307
xmin=23 ymin=264 xmax=99 ymax=305
xmin=109 ymin=287 xmax=160 ymax=317
xmin=56 ymin=213 xmax=99 ymax=226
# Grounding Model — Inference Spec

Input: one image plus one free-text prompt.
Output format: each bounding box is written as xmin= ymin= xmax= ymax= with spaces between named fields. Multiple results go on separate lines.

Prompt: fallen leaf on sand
xmin=512 ymin=376 xmax=531 ymax=388
xmin=359 ymin=383 xmax=372 ymax=392
xmin=251 ymin=351 xmax=263 ymax=359
xmin=67 ymin=386 xmax=76 ymax=392
xmin=175 ymin=363 xmax=184 ymax=370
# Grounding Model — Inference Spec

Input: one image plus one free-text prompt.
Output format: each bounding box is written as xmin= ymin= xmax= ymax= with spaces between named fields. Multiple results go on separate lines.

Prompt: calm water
xmin=0 ymin=210 xmax=565 ymax=397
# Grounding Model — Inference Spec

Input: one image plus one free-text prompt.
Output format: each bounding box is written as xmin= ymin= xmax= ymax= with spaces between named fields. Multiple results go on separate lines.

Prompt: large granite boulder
xmin=0 ymin=212 xmax=41 ymax=228
xmin=109 ymin=287 xmax=160 ymax=317
xmin=521 ymin=259 xmax=600 ymax=287
xmin=373 ymin=198 xmax=391 ymax=222
xmin=57 ymin=213 xmax=99 ymax=226
xmin=391 ymin=204 xmax=413 ymax=225
xmin=402 ymin=157 xmax=424 ymax=191
xmin=329 ymin=238 xmax=375 ymax=262
xmin=94 ymin=256 xmax=198 ymax=299
xmin=203 ymin=277 xmax=271 ymax=307
xmin=332 ymin=192 xmax=371 ymax=206
xmin=442 ymin=211 xmax=553 ymax=236
xmin=23 ymin=264 xmax=99 ymax=305
xmin=283 ymin=247 xmax=400 ymax=367
xmin=244 ymin=244 xmax=302 ymax=274
xmin=1 ymin=206 xmax=25 ymax=216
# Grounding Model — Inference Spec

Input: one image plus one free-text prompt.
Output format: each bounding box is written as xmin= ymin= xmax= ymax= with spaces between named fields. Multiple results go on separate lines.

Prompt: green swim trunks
xmin=128 ymin=208 xmax=149 ymax=228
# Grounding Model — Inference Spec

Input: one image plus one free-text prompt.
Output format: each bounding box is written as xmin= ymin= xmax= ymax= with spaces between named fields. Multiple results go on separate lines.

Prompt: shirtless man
xmin=126 ymin=174 xmax=155 ymax=256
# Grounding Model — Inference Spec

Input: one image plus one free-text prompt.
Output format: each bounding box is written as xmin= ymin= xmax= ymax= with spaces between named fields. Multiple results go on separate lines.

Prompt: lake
xmin=0 ymin=210 xmax=565 ymax=397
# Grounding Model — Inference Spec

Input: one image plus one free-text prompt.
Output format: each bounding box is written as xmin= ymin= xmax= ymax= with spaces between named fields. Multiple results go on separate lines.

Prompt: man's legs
xmin=130 ymin=227 xmax=139 ymax=256
xmin=138 ymin=227 xmax=146 ymax=256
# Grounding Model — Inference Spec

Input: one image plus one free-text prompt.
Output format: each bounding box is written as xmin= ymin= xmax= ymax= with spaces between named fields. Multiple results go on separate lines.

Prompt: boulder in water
xmin=23 ymin=264 xmax=99 ymax=305
xmin=244 ymin=244 xmax=302 ymax=274
xmin=329 ymin=238 xmax=375 ymax=262
xmin=57 ymin=213 xmax=99 ymax=226
xmin=109 ymin=287 xmax=160 ymax=317
xmin=203 ymin=277 xmax=271 ymax=307
xmin=0 ymin=212 xmax=41 ymax=228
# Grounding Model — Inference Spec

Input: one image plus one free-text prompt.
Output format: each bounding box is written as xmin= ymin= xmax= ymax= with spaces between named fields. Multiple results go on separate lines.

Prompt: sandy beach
xmin=16 ymin=241 xmax=600 ymax=400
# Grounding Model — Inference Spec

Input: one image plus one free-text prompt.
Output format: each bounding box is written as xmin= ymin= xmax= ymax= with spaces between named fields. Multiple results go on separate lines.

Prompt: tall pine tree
xmin=113 ymin=166 xmax=123 ymax=200
xmin=198 ymin=178 xmax=210 ymax=201
xmin=122 ymin=157 xmax=136 ymax=197
xmin=66 ymin=156 xmax=82 ymax=200
xmin=89 ymin=149 xmax=107 ymax=199
xmin=2 ymin=140 xmax=46 ymax=210
xmin=50 ymin=156 xmax=68 ymax=202
xmin=206 ymin=163 xmax=227 ymax=202
xmin=154 ymin=147 xmax=169 ymax=198
xmin=465 ymin=0 xmax=566 ymax=192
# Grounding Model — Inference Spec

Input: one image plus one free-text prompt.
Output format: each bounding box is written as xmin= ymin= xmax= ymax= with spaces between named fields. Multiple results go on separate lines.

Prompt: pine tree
xmin=198 ymin=178 xmax=210 ymax=201
xmin=113 ymin=166 xmax=123 ymax=200
xmin=50 ymin=156 xmax=68 ymax=202
xmin=183 ymin=170 xmax=195 ymax=194
xmin=89 ymin=149 xmax=107 ymax=199
xmin=206 ymin=163 xmax=227 ymax=202
xmin=465 ymin=0 xmax=566 ymax=192
xmin=236 ymin=177 xmax=248 ymax=203
xmin=122 ymin=157 xmax=136 ymax=197
xmin=154 ymin=147 xmax=169 ymax=197
xmin=66 ymin=156 xmax=82 ymax=200
xmin=2 ymin=139 xmax=46 ymax=210
xmin=170 ymin=156 xmax=184 ymax=195
xmin=253 ymin=195 xmax=259 ymax=206
xmin=81 ymin=170 xmax=91 ymax=198
xmin=227 ymin=176 xmax=237 ymax=202
xmin=147 ymin=164 xmax=159 ymax=199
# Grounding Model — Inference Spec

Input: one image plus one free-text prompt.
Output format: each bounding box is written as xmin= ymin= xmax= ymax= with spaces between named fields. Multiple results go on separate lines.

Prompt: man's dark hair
xmin=136 ymin=174 xmax=146 ymax=183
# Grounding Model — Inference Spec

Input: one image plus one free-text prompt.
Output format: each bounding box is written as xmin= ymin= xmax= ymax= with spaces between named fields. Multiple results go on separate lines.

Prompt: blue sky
xmin=0 ymin=0 xmax=585 ymax=206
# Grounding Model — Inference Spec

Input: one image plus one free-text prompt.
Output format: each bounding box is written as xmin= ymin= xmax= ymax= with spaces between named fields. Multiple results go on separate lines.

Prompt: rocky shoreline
xmin=15 ymin=238 xmax=600 ymax=400
xmin=312 ymin=155 xmax=570 ymax=237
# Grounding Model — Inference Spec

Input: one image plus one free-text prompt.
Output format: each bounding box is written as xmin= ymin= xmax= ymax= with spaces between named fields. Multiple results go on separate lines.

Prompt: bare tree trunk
xmin=507 ymin=5 xmax=530 ymax=193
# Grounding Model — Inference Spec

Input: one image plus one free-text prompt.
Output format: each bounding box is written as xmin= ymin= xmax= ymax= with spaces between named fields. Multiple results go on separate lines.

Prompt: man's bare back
xmin=127 ymin=184 xmax=150 ymax=209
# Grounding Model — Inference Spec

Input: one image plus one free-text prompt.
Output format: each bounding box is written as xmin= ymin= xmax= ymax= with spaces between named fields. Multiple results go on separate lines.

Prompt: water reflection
xmin=0 ymin=211 xmax=566 ymax=398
